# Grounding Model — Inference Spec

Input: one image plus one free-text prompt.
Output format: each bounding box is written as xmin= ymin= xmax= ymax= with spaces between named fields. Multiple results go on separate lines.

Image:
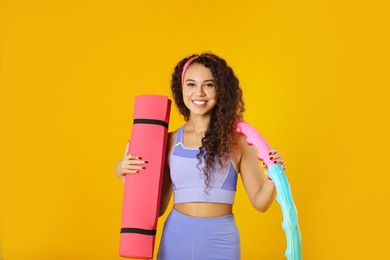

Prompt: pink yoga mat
xmin=120 ymin=95 xmax=171 ymax=259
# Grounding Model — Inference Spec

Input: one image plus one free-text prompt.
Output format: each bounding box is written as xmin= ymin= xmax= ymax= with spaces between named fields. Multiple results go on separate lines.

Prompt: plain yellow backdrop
xmin=1 ymin=0 xmax=389 ymax=259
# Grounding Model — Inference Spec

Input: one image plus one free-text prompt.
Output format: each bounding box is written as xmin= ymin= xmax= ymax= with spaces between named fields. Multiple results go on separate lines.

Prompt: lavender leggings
xmin=157 ymin=209 xmax=240 ymax=260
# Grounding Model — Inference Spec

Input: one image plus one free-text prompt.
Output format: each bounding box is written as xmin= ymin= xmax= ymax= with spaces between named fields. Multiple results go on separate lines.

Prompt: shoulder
xmin=168 ymin=126 xmax=182 ymax=143
xmin=234 ymin=134 xmax=259 ymax=163
xmin=235 ymin=134 xmax=251 ymax=153
xmin=168 ymin=130 xmax=178 ymax=145
xmin=165 ymin=127 xmax=182 ymax=163
xmin=231 ymin=134 xmax=248 ymax=167
xmin=167 ymin=126 xmax=182 ymax=149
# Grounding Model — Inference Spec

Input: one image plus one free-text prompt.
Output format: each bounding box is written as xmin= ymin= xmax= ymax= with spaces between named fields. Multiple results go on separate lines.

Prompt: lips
xmin=192 ymin=100 xmax=207 ymax=106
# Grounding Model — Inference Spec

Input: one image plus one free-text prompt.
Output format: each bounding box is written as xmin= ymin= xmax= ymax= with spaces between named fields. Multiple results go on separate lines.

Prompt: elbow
xmin=256 ymin=205 xmax=271 ymax=213
xmin=158 ymin=204 xmax=166 ymax=217
xmin=253 ymin=199 xmax=272 ymax=213
xmin=252 ymin=194 xmax=271 ymax=213
xmin=158 ymin=208 xmax=166 ymax=218
xmin=158 ymin=199 xmax=170 ymax=217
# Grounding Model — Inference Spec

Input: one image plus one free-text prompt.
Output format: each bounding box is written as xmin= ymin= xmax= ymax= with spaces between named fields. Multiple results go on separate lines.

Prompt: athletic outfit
xmin=157 ymin=126 xmax=241 ymax=260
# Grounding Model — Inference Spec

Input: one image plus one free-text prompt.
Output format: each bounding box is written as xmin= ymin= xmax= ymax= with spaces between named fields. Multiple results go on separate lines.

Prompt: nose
xmin=195 ymin=85 xmax=206 ymax=96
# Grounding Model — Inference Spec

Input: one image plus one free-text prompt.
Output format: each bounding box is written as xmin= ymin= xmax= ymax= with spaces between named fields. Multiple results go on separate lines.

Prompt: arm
xmin=158 ymin=132 xmax=175 ymax=217
xmin=158 ymin=163 xmax=172 ymax=217
xmin=238 ymin=135 xmax=276 ymax=212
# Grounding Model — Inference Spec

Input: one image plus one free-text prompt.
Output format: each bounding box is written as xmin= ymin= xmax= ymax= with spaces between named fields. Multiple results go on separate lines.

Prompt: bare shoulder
xmin=235 ymin=134 xmax=259 ymax=162
xmin=231 ymin=134 xmax=248 ymax=168
xmin=237 ymin=134 xmax=249 ymax=147
xmin=166 ymin=129 xmax=180 ymax=160
xmin=168 ymin=129 xmax=179 ymax=145
xmin=236 ymin=134 xmax=253 ymax=153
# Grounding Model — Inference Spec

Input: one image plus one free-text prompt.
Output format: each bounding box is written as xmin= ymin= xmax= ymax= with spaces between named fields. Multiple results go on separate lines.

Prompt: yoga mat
xmin=120 ymin=95 xmax=171 ymax=259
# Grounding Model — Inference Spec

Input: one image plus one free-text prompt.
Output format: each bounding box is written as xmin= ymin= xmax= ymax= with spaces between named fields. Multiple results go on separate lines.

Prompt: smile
xmin=192 ymin=100 xmax=207 ymax=106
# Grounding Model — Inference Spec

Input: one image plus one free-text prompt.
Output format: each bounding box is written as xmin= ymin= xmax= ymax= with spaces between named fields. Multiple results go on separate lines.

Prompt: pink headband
xmin=181 ymin=55 xmax=219 ymax=86
xmin=181 ymin=56 xmax=199 ymax=86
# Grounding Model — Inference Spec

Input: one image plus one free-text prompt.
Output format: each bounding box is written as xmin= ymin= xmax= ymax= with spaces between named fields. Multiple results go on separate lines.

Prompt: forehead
xmin=184 ymin=63 xmax=214 ymax=80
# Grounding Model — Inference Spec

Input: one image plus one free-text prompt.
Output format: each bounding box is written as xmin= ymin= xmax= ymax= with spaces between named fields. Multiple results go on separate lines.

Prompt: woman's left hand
xmin=260 ymin=148 xmax=286 ymax=178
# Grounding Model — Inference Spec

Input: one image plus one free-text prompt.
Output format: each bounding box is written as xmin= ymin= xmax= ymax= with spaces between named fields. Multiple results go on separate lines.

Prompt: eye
xmin=186 ymin=82 xmax=196 ymax=87
xmin=205 ymin=83 xmax=215 ymax=88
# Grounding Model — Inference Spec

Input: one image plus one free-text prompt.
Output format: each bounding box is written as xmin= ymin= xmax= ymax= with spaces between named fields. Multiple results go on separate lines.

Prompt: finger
xmin=126 ymin=154 xmax=142 ymax=160
xmin=124 ymin=141 xmax=131 ymax=156
xmin=270 ymin=152 xmax=282 ymax=158
xmin=271 ymin=158 xmax=284 ymax=164
xmin=268 ymin=148 xmax=278 ymax=155
xmin=273 ymin=160 xmax=284 ymax=165
xmin=269 ymin=154 xmax=281 ymax=160
xmin=261 ymin=161 xmax=268 ymax=168
xmin=127 ymin=159 xmax=148 ymax=165
xmin=122 ymin=162 xmax=146 ymax=170
xmin=127 ymin=154 xmax=141 ymax=160
xmin=127 ymin=165 xmax=146 ymax=171
xmin=122 ymin=169 xmax=141 ymax=174
xmin=117 ymin=170 xmax=138 ymax=178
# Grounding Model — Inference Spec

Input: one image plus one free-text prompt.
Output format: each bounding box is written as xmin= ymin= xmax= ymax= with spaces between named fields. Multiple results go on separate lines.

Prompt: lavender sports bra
xmin=169 ymin=126 xmax=238 ymax=204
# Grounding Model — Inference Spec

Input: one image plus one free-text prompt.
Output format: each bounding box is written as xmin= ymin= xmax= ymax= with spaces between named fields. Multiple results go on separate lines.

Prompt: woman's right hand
xmin=115 ymin=154 xmax=148 ymax=183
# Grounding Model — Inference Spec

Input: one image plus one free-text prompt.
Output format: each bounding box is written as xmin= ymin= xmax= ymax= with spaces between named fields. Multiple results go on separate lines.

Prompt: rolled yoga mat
xmin=120 ymin=95 xmax=171 ymax=259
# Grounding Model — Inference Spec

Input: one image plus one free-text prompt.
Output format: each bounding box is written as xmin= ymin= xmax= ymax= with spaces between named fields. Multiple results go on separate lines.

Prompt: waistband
xmin=165 ymin=209 xmax=237 ymax=236
xmin=174 ymin=187 xmax=235 ymax=204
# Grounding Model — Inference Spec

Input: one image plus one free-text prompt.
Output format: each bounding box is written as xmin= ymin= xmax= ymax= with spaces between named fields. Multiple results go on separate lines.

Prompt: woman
xmin=115 ymin=53 xmax=286 ymax=259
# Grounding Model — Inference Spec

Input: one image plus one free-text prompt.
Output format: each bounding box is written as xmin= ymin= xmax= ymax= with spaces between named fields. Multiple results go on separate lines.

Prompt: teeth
xmin=193 ymin=100 xmax=206 ymax=105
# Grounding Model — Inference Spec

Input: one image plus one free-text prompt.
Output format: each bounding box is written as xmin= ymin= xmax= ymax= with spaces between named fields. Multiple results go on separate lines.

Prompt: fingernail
xmin=142 ymin=167 xmax=146 ymax=169
xmin=145 ymin=161 xmax=149 ymax=163
xmin=136 ymin=170 xmax=140 ymax=173
xmin=268 ymin=152 xmax=272 ymax=155
xmin=274 ymin=161 xmax=277 ymax=164
xmin=269 ymin=157 xmax=273 ymax=160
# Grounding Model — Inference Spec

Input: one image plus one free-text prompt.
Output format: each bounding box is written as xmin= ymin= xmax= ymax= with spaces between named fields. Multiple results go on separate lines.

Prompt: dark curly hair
xmin=170 ymin=52 xmax=245 ymax=190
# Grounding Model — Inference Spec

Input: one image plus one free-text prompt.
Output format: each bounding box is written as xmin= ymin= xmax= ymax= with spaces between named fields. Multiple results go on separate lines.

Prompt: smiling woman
xmin=116 ymin=52 xmax=286 ymax=259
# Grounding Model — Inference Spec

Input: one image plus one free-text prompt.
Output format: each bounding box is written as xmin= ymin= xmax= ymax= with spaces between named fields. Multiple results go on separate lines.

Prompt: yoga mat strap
xmin=133 ymin=118 xmax=168 ymax=129
xmin=121 ymin=228 xmax=157 ymax=236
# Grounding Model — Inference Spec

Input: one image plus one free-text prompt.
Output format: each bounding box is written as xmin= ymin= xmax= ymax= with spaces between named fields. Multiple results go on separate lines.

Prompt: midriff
xmin=173 ymin=202 xmax=233 ymax=218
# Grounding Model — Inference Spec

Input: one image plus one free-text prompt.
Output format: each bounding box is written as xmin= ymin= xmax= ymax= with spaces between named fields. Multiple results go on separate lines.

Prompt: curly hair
xmin=170 ymin=52 xmax=245 ymax=190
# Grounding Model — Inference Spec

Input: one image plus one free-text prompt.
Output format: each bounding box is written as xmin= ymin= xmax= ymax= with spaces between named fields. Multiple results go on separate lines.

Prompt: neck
xmin=186 ymin=115 xmax=211 ymax=134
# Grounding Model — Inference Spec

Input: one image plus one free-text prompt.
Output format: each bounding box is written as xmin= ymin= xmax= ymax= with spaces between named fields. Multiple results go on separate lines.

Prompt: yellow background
xmin=1 ymin=0 xmax=389 ymax=259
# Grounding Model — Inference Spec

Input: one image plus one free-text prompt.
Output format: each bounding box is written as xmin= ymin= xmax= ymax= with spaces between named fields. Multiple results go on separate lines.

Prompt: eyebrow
xmin=185 ymin=79 xmax=215 ymax=82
